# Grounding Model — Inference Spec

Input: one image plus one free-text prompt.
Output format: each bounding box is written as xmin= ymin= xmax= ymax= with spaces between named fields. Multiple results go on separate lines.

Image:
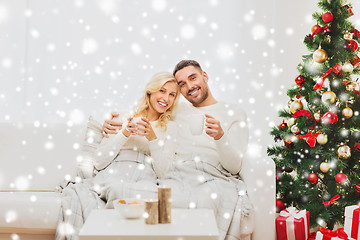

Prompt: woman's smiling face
xmin=148 ymin=81 xmax=178 ymax=116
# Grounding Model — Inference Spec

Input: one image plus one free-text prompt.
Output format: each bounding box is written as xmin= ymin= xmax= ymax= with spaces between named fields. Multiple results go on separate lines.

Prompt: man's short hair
xmin=173 ymin=60 xmax=203 ymax=76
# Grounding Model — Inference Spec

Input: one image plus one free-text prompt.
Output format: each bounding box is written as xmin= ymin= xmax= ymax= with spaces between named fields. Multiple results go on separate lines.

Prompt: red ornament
xmin=322 ymin=112 xmax=338 ymax=125
xmin=295 ymin=75 xmax=305 ymax=85
xmin=278 ymin=121 xmax=288 ymax=130
xmin=311 ymin=25 xmax=321 ymax=33
xmin=276 ymin=199 xmax=286 ymax=213
xmin=308 ymin=173 xmax=318 ymax=184
xmin=335 ymin=172 xmax=347 ymax=184
xmin=284 ymin=166 xmax=293 ymax=173
xmin=345 ymin=40 xmax=359 ymax=52
xmin=322 ymin=12 xmax=333 ymax=23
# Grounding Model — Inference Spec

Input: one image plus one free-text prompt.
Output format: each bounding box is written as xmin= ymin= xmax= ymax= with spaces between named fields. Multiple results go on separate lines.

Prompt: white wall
xmin=1 ymin=0 xmax=360 ymax=189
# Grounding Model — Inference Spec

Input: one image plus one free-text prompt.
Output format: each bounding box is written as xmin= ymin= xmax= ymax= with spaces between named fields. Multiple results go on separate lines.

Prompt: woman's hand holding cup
xmin=135 ymin=117 xmax=157 ymax=141
xmin=122 ymin=117 xmax=138 ymax=137
xmin=123 ymin=117 xmax=157 ymax=141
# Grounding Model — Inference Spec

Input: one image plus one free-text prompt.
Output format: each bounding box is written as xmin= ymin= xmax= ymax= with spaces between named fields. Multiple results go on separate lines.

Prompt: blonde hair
xmin=133 ymin=72 xmax=180 ymax=130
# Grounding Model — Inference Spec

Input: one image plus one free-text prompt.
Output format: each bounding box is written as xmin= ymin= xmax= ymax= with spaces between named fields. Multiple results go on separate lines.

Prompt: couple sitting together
xmin=56 ymin=60 xmax=253 ymax=240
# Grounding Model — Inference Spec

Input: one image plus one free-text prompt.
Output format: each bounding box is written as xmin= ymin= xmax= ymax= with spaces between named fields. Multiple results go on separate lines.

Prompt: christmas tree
xmin=267 ymin=0 xmax=360 ymax=229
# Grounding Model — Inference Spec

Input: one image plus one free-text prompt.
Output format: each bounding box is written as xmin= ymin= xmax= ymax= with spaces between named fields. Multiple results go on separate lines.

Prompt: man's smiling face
xmin=174 ymin=65 xmax=209 ymax=107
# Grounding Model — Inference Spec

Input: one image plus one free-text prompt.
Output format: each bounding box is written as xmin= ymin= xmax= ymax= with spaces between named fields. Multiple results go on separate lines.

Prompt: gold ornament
xmin=342 ymin=62 xmax=354 ymax=73
xmin=317 ymin=134 xmax=328 ymax=145
xmin=290 ymin=100 xmax=304 ymax=114
xmin=291 ymin=125 xmax=300 ymax=134
xmin=313 ymin=48 xmax=328 ymax=63
xmin=320 ymin=162 xmax=331 ymax=173
xmin=337 ymin=145 xmax=351 ymax=159
xmin=342 ymin=107 xmax=353 ymax=119
xmin=287 ymin=118 xmax=296 ymax=126
xmin=321 ymin=91 xmax=337 ymax=104
xmin=344 ymin=32 xmax=353 ymax=41
xmin=314 ymin=112 xmax=321 ymax=121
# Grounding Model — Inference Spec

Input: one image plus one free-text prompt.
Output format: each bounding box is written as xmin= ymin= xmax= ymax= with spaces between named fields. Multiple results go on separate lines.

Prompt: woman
xmin=92 ymin=72 xmax=179 ymax=207
xmin=56 ymin=72 xmax=179 ymax=240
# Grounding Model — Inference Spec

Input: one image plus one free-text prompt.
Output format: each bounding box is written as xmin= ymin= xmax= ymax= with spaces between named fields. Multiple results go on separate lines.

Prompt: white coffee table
xmin=79 ymin=208 xmax=219 ymax=240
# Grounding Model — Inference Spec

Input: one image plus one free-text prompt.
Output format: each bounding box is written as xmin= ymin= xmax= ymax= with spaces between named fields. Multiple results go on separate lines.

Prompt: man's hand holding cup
xmin=188 ymin=113 xmax=224 ymax=140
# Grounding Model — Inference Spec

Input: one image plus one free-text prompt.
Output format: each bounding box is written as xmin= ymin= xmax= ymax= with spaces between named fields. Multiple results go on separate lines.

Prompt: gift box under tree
xmin=276 ymin=207 xmax=309 ymax=240
xmin=315 ymin=227 xmax=354 ymax=240
xmin=344 ymin=205 xmax=360 ymax=240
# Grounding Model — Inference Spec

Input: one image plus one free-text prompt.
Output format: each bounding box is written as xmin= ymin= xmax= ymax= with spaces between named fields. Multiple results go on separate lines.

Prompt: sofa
xmin=0 ymin=120 xmax=276 ymax=240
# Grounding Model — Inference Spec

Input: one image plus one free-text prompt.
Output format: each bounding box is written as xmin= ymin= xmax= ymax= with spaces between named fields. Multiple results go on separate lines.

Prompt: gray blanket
xmin=159 ymin=160 xmax=253 ymax=240
xmin=55 ymin=158 xmax=253 ymax=240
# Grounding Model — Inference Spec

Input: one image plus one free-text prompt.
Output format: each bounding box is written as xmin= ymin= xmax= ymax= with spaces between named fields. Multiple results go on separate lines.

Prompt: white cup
xmin=130 ymin=117 xmax=145 ymax=133
xmin=188 ymin=114 xmax=205 ymax=135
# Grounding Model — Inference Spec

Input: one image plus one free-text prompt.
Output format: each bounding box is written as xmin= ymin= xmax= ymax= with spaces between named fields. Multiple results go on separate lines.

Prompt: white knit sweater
xmin=93 ymin=118 xmax=177 ymax=179
xmin=94 ymin=101 xmax=248 ymax=178
xmin=173 ymin=102 xmax=249 ymax=175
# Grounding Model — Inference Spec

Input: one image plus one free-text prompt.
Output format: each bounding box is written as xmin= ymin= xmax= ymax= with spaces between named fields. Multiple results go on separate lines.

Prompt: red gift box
xmin=344 ymin=205 xmax=360 ymax=239
xmin=315 ymin=227 xmax=353 ymax=240
xmin=276 ymin=207 xmax=310 ymax=240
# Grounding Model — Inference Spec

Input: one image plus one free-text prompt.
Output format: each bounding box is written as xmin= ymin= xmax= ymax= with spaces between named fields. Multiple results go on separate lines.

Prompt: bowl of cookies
xmin=113 ymin=198 xmax=145 ymax=219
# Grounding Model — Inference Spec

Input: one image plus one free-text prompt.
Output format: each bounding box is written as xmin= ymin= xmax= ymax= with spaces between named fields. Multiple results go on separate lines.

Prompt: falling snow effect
xmin=2 ymin=0 xmax=359 ymax=238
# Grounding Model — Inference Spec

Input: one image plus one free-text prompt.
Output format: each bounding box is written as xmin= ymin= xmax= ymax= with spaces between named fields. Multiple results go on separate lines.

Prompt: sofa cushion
xmin=77 ymin=116 xmax=103 ymax=179
xmin=0 ymin=192 xmax=61 ymax=232
xmin=0 ymin=123 xmax=78 ymax=191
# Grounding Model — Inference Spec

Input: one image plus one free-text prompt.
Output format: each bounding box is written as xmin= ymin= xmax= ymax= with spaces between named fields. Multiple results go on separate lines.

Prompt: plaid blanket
xmin=159 ymin=160 xmax=253 ymax=240
xmin=55 ymin=158 xmax=253 ymax=240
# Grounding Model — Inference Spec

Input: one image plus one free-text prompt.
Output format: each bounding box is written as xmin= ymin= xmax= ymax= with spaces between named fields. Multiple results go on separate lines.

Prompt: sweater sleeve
xmin=93 ymin=130 xmax=129 ymax=171
xmin=149 ymin=121 xmax=177 ymax=179
xmin=215 ymin=107 xmax=249 ymax=174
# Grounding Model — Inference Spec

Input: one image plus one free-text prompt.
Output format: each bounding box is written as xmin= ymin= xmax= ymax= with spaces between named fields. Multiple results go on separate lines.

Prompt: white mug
xmin=188 ymin=114 xmax=205 ymax=135
xmin=130 ymin=117 xmax=145 ymax=133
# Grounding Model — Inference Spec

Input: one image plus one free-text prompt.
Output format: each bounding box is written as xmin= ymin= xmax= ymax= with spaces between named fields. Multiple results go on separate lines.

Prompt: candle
xmin=144 ymin=200 xmax=158 ymax=224
xmin=158 ymin=187 xmax=171 ymax=224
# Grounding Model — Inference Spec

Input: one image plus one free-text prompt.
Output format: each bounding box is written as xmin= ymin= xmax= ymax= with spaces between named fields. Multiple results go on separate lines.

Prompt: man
xmin=103 ymin=60 xmax=249 ymax=175
xmin=102 ymin=60 xmax=252 ymax=240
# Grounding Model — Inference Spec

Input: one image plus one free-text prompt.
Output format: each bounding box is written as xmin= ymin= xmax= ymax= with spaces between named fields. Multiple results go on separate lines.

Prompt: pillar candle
xmin=158 ymin=187 xmax=171 ymax=224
